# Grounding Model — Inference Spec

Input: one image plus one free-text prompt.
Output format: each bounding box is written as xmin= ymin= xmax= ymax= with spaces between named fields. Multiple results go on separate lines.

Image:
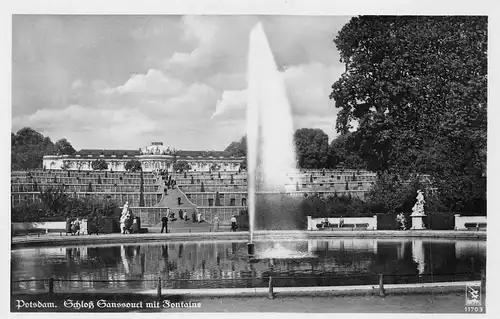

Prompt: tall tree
xmin=294 ymin=128 xmax=330 ymax=169
xmin=329 ymin=133 xmax=366 ymax=169
xmin=11 ymin=127 xmax=55 ymax=170
xmin=139 ymin=169 xmax=145 ymax=207
xmin=224 ymin=136 xmax=247 ymax=157
xmin=330 ymin=16 xmax=487 ymax=213
xmin=54 ymin=138 xmax=76 ymax=155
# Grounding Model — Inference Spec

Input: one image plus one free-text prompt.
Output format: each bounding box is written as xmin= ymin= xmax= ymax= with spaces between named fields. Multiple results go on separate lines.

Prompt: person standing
xmin=192 ymin=211 xmax=197 ymax=223
xmin=230 ymin=215 xmax=237 ymax=232
xmin=161 ymin=215 xmax=168 ymax=233
xmin=132 ymin=217 xmax=140 ymax=234
xmin=73 ymin=218 xmax=81 ymax=235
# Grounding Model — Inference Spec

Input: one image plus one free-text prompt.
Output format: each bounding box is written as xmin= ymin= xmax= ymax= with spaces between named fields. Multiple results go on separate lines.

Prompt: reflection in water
xmin=121 ymin=245 xmax=130 ymax=275
xmin=11 ymin=239 xmax=486 ymax=291
xmin=412 ymin=240 xmax=425 ymax=275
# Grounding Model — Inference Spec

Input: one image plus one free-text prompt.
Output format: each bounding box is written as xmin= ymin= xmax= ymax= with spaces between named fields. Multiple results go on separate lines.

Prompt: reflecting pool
xmin=11 ymin=238 xmax=485 ymax=292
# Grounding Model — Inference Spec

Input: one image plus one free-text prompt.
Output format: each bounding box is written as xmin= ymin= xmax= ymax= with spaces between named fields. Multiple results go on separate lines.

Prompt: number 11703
xmin=464 ymin=306 xmax=484 ymax=313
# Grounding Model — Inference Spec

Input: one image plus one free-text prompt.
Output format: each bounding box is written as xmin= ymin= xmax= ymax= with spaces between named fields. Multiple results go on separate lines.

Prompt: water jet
xmin=246 ymin=22 xmax=298 ymax=256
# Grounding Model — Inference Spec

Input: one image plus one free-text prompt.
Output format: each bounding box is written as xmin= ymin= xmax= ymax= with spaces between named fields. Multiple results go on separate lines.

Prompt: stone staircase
xmin=154 ymin=186 xmax=195 ymax=208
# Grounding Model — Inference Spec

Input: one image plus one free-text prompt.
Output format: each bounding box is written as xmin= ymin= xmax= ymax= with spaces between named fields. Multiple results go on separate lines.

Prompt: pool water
xmin=11 ymin=238 xmax=485 ymax=291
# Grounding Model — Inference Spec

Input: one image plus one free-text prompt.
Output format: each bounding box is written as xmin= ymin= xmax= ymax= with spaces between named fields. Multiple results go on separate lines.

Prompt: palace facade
xmin=42 ymin=142 xmax=245 ymax=172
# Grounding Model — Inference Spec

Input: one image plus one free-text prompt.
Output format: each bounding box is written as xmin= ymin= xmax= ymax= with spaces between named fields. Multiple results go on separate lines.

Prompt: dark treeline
xmin=224 ymin=129 xmax=364 ymax=170
xmin=11 ymin=127 xmax=76 ymax=170
xmin=11 ymin=186 xmax=120 ymax=223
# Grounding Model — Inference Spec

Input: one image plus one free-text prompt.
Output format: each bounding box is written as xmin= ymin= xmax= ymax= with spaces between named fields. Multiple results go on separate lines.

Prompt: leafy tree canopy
xmin=294 ymin=128 xmax=330 ymax=169
xmin=11 ymin=127 xmax=55 ymax=170
xmin=329 ymin=133 xmax=366 ymax=169
xmin=330 ymin=16 xmax=486 ymax=213
xmin=125 ymin=159 xmax=142 ymax=172
xmin=91 ymin=159 xmax=109 ymax=171
xmin=54 ymin=138 xmax=76 ymax=155
xmin=173 ymin=161 xmax=191 ymax=173
xmin=224 ymin=136 xmax=247 ymax=157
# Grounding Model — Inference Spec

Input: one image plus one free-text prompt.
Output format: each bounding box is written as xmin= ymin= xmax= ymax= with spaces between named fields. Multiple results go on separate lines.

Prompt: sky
xmin=11 ymin=15 xmax=352 ymax=151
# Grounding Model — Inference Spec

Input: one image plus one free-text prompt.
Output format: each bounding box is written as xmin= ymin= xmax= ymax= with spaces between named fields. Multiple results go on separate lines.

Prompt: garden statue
xmin=412 ymin=190 xmax=426 ymax=216
xmin=410 ymin=190 xmax=426 ymax=230
xmin=120 ymin=202 xmax=131 ymax=234
xmin=121 ymin=201 xmax=129 ymax=216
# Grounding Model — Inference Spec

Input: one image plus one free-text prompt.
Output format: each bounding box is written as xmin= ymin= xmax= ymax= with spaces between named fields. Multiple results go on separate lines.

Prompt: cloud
xmin=210 ymin=62 xmax=343 ymax=128
xmin=211 ymin=90 xmax=247 ymax=119
xmin=12 ymin=15 xmax=351 ymax=150
xmin=104 ymin=69 xmax=185 ymax=96
xmin=102 ymin=69 xmax=219 ymax=119
xmin=12 ymin=104 xmax=157 ymax=148
xmin=71 ymin=79 xmax=84 ymax=90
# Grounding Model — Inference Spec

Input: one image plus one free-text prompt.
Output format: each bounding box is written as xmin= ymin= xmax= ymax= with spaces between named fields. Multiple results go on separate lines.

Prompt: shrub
xmin=125 ymin=160 xmax=142 ymax=172
xmin=173 ymin=161 xmax=191 ymax=173
xmin=91 ymin=159 xmax=108 ymax=171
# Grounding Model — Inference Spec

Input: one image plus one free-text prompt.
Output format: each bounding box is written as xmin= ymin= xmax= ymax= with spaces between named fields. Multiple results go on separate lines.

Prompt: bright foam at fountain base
xmin=255 ymin=243 xmax=315 ymax=259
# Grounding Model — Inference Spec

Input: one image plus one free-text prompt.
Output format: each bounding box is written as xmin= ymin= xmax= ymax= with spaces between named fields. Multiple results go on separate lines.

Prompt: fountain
xmin=246 ymin=23 xmax=299 ymax=256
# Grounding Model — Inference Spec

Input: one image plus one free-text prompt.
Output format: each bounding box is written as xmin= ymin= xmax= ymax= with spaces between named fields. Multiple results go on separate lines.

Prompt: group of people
xmin=160 ymin=209 xmax=205 ymax=233
xmin=396 ymin=212 xmax=408 ymax=230
xmin=159 ymin=212 xmax=237 ymax=233
xmin=119 ymin=202 xmax=141 ymax=234
xmin=164 ymin=179 xmax=176 ymax=190
xmin=66 ymin=217 xmax=82 ymax=235
xmin=318 ymin=217 xmax=344 ymax=229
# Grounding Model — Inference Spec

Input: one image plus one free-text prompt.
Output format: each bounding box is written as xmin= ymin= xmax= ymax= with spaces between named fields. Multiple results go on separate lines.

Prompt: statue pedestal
xmin=411 ymin=214 xmax=426 ymax=230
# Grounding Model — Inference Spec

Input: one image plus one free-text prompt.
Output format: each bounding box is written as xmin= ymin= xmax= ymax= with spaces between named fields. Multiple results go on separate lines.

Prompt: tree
xmin=91 ymin=159 xmax=108 ymax=170
xmin=239 ymin=158 xmax=247 ymax=171
xmin=54 ymin=138 xmax=76 ymax=155
xmin=226 ymin=136 xmax=247 ymax=172
xmin=125 ymin=160 xmax=142 ymax=172
xmin=294 ymin=128 xmax=330 ymax=169
xmin=11 ymin=127 xmax=55 ymax=170
xmin=173 ymin=161 xmax=191 ymax=173
xmin=225 ymin=136 xmax=247 ymax=157
xmin=60 ymin=160 xmax=71 ymax=170
xmin=330 ymin=16 xmax=486 ymax=214
xmin=366 ymin=172 xmax=425 ymax=215
xmin=329 ymin=133 xmax=366 ymax=169
xmin=38 ymin=185 xmax=69 ymax=216
xmin=211 ymin=163 xmax=221 ymax=172
xmin=139 ymin=169 xmax=145 ymax=207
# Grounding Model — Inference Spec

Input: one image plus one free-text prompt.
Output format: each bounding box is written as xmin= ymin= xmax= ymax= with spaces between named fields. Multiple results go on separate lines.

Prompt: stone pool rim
xmin=11 ymin=280 xmax=482 ymax=298
xmin=11 ymin=230 xmax=486 ymax=249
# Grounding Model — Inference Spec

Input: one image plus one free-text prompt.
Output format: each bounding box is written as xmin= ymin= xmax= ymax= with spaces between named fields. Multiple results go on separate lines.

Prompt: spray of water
xmin=246 ymin=23 xmax=298 ymax=243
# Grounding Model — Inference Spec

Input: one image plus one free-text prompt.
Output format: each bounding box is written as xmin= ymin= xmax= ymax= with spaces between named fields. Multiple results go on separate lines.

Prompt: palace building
xmin=42 ymin=142 xmax=245 ymax=172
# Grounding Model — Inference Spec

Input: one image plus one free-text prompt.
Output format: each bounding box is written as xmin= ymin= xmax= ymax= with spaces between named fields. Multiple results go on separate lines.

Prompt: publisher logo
xmin=465 ymin=284 xmax=481 ymax=306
